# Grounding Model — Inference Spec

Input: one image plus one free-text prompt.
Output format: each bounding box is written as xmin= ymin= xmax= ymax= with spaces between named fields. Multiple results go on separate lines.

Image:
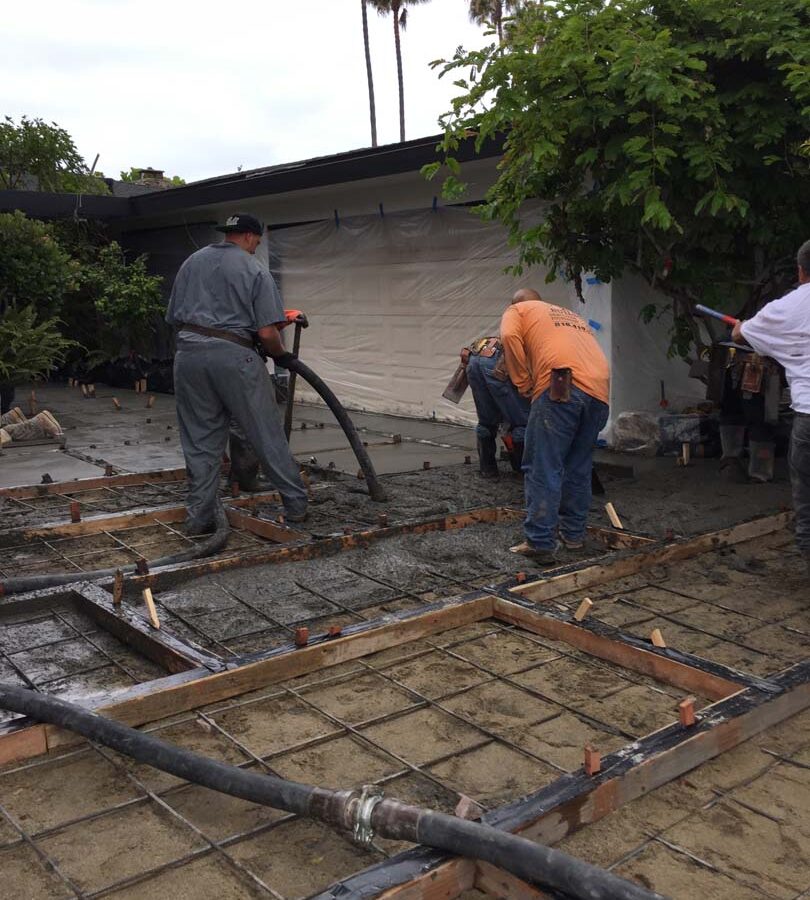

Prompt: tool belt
xmin=176 ymin=322 xmax=254 ymax=349
xmin=706 ymin=345 xmax=784 ymax=423
xmin=469 ymin=337 xmax=501 ymax=358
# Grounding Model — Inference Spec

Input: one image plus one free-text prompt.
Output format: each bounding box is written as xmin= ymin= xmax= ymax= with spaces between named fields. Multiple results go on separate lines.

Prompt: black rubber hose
xmin=0 ymin=502 xmax=230 ymax=595
xmin=285 ymin=357 xmax=386 ymax=502
xmin=0 ymin=684 xmax=664 ymax=900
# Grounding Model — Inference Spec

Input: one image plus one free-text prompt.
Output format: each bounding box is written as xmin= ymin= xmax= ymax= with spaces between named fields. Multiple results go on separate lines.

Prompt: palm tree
xmin=369 ymin=0 xmax=431 ymax=142
xmin=468 ymin=0 xmax=520 ymax=42
xmin=360 ymin=1 xmax=378 ymax=147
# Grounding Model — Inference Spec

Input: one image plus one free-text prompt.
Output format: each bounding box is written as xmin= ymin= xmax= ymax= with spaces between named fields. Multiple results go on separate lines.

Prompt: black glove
xmin=271 ymin=351 xmax=297 ymax=369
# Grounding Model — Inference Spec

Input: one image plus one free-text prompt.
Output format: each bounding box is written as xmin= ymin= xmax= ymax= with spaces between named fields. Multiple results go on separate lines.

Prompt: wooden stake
xmin=650 ymin=627 xmax=667 ymax=648
xmin=134 ymin=380 xmax=141 ymax=393
xmin=605 ymin=502 xmax=624 ymax=530
xmin=574 ymin=598 xmax=593 ymax=622
xmin=679 ymin=697 xmax=696 ymax=727
xmin=29 ymin=390 xmax=37 ymax=416
xmin=294 ymin=626 xmax=309 ymax=647
xmin=81 ymin=384 xmax=88 ymax=397
xmin=146 ymin=395 xmax=156 ymax=409
xmin=142 ymin=588 xmax=160 ymax=629
xmin=69 ymin=501 xmax=81 ymax=523
xmin=454 ymin=794 xmax=485 ymax=820
xmin=112 ymin=569 xmax=124 ymax=606
xmin=88 ymin=384 xmax=96 ymax=398
xmin=681 ymin=442 xmax=691 ymax=467
xmin=584 ymin=745 xmax=601 ymax=776
xmin=112 ymin=397 xmax=122 ymax=410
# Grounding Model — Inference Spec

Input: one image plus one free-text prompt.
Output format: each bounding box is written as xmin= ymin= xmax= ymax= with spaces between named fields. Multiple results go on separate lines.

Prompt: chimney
xmin=136 ymin=167 xmax=166 ymax=186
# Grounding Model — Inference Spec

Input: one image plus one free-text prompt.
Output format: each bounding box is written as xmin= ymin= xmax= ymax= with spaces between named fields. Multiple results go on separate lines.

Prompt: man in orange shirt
xmin=501 ymin=288 xmax=610 ymax=563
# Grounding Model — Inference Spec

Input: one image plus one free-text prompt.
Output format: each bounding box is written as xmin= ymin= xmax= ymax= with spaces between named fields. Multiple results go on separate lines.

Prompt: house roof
xmin=0 ymin=133 xmax=502 ymax=224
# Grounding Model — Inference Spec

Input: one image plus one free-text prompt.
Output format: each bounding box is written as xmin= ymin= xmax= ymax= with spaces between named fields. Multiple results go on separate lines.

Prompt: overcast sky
xmin=3 ymin=0 xmax=491 ymax=183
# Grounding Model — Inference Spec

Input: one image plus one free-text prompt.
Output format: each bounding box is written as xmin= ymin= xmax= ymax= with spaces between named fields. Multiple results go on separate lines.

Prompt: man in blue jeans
xmin=501 ymin=289 xmax=610 ymax=564
xmin=733 ymin=239 xmax=810 ymax=575
xmin=463 ymin=337 xmax=531 ymax=477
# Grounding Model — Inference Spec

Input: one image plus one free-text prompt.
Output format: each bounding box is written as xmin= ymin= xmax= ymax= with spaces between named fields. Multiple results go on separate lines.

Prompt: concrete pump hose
xmin=285 ymin=357 xmax=387 ymax=502
xmin=0 ymin=684 xmax=665 ymax=900
xmin=0 ymin=502 xmax=230 ymax=595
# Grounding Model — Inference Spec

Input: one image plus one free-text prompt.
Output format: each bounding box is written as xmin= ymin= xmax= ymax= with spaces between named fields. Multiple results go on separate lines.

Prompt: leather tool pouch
xmin=741 ymin=355 xmax=765 ymax=394
xmin=492 ymin=352 xmax=509 ymax=382
xmin=549 ymin=367 xmax=573 ymax=402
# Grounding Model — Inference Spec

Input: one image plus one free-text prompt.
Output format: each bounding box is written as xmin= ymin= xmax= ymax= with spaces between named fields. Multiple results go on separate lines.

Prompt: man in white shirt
xmin=732 ymin=239 xmax=810 ymax=574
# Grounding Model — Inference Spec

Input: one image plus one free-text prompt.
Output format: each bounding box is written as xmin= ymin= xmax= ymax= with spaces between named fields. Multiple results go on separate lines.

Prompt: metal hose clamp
xmin=352 ymin=784 xmax=384 ymax=846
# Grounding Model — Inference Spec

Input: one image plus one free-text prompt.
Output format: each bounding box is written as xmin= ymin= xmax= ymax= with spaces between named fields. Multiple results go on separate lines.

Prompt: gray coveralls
xmin=166 ymin=242 xmax=307 ymax=528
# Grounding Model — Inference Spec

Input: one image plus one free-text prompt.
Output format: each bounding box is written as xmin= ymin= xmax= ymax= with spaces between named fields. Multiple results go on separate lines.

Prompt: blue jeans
xmin=523 ymin=387 xmax=609 ymax=549
xmin=466 ymin=351 xmax=531 ymax=442
xmin=790 ymin=413 xmax=810 ymax=556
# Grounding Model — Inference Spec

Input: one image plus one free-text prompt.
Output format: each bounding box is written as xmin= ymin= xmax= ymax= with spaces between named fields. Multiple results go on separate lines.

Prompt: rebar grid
xmin=0 ymin=517 xmax=804 ymax=898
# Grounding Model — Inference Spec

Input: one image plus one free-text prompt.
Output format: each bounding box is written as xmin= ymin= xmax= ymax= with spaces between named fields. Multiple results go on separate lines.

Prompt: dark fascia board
xmin=129 ymin=133 xmax=503 ymax=218
xmin=0 ymin=189 xmax=132 ymax=220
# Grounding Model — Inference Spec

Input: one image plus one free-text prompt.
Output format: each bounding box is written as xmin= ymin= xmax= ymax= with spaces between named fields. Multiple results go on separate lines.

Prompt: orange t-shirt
xmin=500 ymin=301 xmax=610 ymax=404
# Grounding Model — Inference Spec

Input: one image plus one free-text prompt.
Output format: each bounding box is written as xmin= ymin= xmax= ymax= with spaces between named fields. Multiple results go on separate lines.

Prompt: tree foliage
xmin=66 ymin=241 xmax=165 ymax=363
xmin=427 ymin=0 xmax=810 ymax=357
xmin=468 ymin=0 xmax=522 ymax=41
xmin=0 ymin=116 xmax=109 ymax=194
xmin=0 ymin=306 xmax=77 ymax=384
xmin=0 ymin=211 xmax=78 ymax=318
xmin=369 ymin=0 xmax=432 ymax=141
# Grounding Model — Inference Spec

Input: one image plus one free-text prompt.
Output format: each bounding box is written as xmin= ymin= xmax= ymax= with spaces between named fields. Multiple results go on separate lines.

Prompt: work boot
xmin=748 ymin=441 xmax=776 ymax=483
xmin=522 ymin=542 xmax=560 ymax=566
xmin=477 ymin=435 xmax=499 ymax=478
xmin=719 ymin=425 xmax=747 ymax=483
xmin=507 ymin=441 xmax=525 ymax=473
xmin=560 ymin=534 xmax=585 ymax=550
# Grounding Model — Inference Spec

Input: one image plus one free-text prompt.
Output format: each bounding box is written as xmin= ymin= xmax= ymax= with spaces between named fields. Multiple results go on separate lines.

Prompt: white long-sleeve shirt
xmin=740 ymin=282 xmax=810 ymax=413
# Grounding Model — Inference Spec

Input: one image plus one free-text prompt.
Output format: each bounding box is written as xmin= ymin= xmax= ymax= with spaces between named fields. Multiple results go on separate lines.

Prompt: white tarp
xmin=269 ymin=207 xmax=610 ymax=425
xmin=267 ymin=206 xmax=699 ymax=428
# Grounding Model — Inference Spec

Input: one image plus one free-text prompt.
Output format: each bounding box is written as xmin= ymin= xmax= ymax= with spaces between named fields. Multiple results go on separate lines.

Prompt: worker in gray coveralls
xmin=166 ymin=213 xmax=308 ymax=533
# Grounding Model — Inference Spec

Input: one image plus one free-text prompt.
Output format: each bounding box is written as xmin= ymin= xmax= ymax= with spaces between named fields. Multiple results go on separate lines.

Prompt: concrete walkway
xmin=0 ymin=384 xmax=477 ymax=489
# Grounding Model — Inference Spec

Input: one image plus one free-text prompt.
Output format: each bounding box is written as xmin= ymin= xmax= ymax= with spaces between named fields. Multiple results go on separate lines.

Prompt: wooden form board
xmin=0 ymin=466 xmax=190 ymax=500
xmin=0 ymin=510 xmax=791 ymax=766
xmin=330 ymin=661 xmax=809 ymax=900
xmin=0 ymin=510 xmax=802 ymax=900
xmin=11 ymin=490 xmax=287 ymax=542
xmin=509 ymin=510 xmax=793 ymax=603
xmin=0 ymin=579 xmax=771 ymax=767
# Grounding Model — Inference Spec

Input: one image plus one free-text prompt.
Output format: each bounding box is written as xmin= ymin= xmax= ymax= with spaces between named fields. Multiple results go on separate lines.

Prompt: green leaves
xmin=0 ymin=116 xmax=109 ymax=194
xmin=426 ymin=0 xmax=810 ymax=356
xmin=0 ymin=211 xmax=77 ymax=318
xmin=0 ymin=306 xmax=78 ymax=383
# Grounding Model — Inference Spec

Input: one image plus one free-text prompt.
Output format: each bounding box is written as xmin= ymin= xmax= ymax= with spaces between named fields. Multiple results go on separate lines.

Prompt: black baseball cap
xmin=215 ymin=213 xmax=264 ymax=235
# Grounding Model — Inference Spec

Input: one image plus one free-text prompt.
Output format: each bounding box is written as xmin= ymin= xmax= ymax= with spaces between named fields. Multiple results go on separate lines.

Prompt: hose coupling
xmin=352 ymin=784 xmax=384 ymax=846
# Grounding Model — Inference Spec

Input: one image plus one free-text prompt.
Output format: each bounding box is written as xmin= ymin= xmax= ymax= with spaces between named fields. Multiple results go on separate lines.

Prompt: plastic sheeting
xmin=267 ymin=207 xmax=701 ymax=431
xmin=269 ymin=208 xmax=604 ymax=425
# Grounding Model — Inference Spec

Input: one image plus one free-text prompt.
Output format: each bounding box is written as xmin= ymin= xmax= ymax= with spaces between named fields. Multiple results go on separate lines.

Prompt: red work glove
xmin=280 ymin=309 xmax=308 ymax=329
